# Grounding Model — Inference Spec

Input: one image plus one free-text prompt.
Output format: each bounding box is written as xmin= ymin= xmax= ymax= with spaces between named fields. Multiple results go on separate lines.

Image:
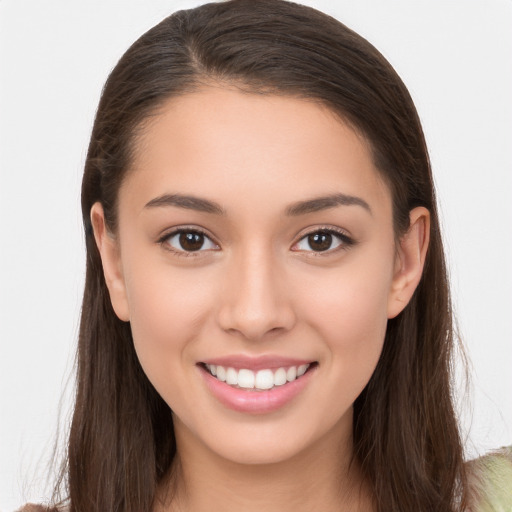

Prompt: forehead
xmin=121 ymin=86 xmax=391 ymax=217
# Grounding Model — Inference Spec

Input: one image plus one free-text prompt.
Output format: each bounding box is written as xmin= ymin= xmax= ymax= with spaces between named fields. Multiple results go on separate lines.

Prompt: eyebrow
xmin=285 ymin=193 xmax=372 ymax=216
xmin=143 ymin=192 xmax=371 ymax=216
xmin=144 ymin=194 xmax=225 ymax=215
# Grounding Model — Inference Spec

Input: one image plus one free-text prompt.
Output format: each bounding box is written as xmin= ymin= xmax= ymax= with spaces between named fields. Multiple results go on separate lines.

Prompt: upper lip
xmin=200 ymin=355 xmax=315 ymax=371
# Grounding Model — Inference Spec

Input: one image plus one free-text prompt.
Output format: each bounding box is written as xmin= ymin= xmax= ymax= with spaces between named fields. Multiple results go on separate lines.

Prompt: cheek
xmin=122 ymin=260 xmax=215 ymax=389
xmin=296 ymin=253 xmax=394 ymax=382
xmin=303 ymin=255 xmax=392 ymax=327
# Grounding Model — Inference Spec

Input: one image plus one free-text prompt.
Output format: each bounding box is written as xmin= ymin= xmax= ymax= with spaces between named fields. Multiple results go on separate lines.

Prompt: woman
xmin=16 ymin=0 xmax=511 ymax=511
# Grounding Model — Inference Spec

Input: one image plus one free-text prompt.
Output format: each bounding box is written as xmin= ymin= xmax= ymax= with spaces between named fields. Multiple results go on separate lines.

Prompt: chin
xmin=209 ymin=435 xmax=312 ymax=466
xmin=186 ymin=408 xmax=352 ymax=468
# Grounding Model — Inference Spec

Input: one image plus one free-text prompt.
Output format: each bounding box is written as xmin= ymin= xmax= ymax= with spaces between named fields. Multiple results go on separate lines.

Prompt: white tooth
xmin=226 ymin=367 xmax=238 ymax=385
xmin=274 ymin=367 xmax=287 ymax=386
xmin=255 ymin=369 xmax=274 ymax=390
xmin=238 ymin=369 xmax=255 ymax=389
xmin=297 ymin=364 xmax=309 ymax=377
xmin=216 ymin=365 xmax=226 ymax=382
xmin=286 ymin=366 xmax=297 ymax=382
xmin=210 ymin=364 xmax=217 ymax=376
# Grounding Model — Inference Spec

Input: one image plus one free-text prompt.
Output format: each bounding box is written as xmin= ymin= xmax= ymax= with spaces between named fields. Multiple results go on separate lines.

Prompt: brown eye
xmin=179 ymin=232 xmax=205 ymax=251
xmin=293 ymin=229 xmax=353 ymax=253
xmin=164 ymin=230 xmax=218 ymax=253
xmin=307 ymin=232 xmax=333 ymax=252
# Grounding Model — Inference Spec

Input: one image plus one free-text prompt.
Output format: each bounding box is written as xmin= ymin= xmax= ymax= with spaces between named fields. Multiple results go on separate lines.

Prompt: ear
xmin=387 ymin=207 xmax=430 ymax=319
xmin=90 ymin=202 xmax=130 ymax=322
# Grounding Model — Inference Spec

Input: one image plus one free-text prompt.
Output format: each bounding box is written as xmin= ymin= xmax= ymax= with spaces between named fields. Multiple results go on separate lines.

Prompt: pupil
xmin=308 ymin=232 xmax=332 ymax=251
xmin=179 ymin=232 xmax=204 ymax=251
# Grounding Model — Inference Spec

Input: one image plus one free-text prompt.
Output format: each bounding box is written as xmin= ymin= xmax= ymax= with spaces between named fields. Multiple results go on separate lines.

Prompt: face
xmin=93 ymin=87 xmax=427 ymax=466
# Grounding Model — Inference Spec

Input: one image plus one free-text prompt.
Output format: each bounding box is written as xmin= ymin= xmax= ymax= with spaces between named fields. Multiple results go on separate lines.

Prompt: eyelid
xmin=291 ymin=226 xmax=355 ymax=254
xmin=157 ymin=226 xmax=220 ymax=255
xmin=156 ymin=224 xmax=354 ymax=256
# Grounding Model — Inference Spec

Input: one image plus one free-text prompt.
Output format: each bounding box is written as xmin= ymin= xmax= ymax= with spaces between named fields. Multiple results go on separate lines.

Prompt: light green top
xmin=466 ymin=446 xmax=512 ymax=511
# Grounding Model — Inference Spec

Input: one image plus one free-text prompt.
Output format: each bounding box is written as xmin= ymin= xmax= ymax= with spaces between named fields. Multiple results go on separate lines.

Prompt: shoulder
xmin=16 ymin=504 xmax=67 ymax=512
xmin=465 ymin=445 xmax=512 ymax=511
xmin=16 ymin=506 xmax=54 ymax=512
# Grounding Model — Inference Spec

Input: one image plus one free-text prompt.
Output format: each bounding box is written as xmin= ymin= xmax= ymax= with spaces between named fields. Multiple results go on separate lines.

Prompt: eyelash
xmin=158 ymin=227 xmax=219 ymax=257
xmin=158 ymin=226 xmax=355 ymax=257
xmin=292 ymin=227 xmax=355 ymax=256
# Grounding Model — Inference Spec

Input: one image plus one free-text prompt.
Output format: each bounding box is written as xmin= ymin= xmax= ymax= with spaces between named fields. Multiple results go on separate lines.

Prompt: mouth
xmin=201 ymin=362 xmax=316 ymax=391
xmin=198 ymin=356 xmax=318 ymax=413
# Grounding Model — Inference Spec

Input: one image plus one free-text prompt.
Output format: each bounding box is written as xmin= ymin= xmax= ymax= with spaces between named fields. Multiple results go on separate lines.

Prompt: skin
xmin=92 ymin=86 xmax=429 ymax=512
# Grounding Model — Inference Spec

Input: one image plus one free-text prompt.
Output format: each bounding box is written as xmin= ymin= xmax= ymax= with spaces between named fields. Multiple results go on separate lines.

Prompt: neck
xmin=155 ymin=414 xmax=373 ymax=512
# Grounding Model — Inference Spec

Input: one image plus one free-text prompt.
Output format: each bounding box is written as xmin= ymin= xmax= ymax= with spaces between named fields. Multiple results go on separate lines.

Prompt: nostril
xmin=216 ymin=300 xmax=297 ymax=341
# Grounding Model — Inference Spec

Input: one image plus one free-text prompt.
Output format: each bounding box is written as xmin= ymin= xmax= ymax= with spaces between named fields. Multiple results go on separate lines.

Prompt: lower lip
xmin=200 ymin=365 xmax=316 ymax=414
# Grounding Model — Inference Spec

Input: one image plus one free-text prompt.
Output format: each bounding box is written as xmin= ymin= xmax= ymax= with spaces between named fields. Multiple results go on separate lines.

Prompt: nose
xmin=216 ymin=246 xmax=296 ymax=341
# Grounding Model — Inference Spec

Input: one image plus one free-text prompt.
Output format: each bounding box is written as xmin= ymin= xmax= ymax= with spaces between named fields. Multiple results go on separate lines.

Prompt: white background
xmin=1 ymin=1 xmax=511 ymax=510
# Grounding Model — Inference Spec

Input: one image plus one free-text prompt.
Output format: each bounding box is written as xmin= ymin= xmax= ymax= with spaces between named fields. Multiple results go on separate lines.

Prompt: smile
xmin=199 ymin=359 xmax=317 ymax=414
xmin=204 ymin=363 xmax=310 ymax=391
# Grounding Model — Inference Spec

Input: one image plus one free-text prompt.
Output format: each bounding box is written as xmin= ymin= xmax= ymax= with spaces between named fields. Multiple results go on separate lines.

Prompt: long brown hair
xmin=56 ymin=1 xmax=467 ymax=510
